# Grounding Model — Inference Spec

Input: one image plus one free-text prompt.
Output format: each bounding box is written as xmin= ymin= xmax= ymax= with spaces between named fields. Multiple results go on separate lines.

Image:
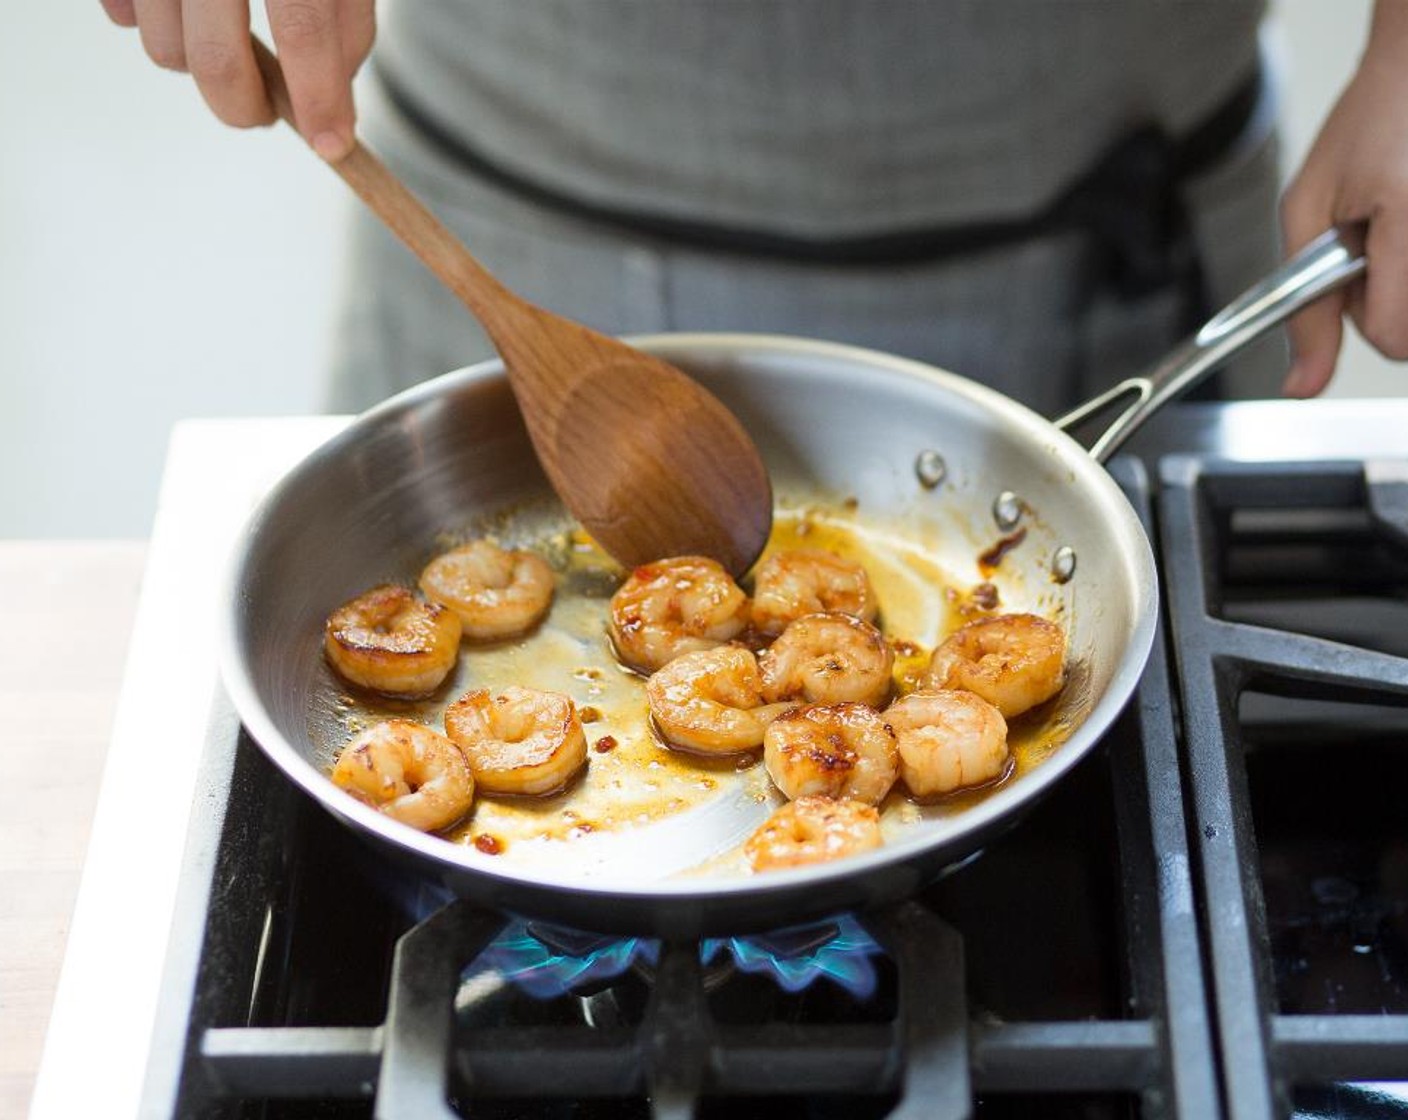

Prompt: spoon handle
xmin=250 ymin=38 xmax=520 ymax=333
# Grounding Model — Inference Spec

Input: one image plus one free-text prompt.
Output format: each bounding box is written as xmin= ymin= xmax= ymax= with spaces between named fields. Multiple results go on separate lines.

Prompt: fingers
xmin=109 ymin=0 xmax=372 ymax=149
xmin=1351 ymin=205 xmax=1408 ymax=361
xmin=123 ymin=0 xmax=272 ymax=124
xmin=1277 ymin=29 xmax=1408 ymax=392
xmin=1280 ymin=180 xmax=1350 ymax=397
xmin=267 ymin=0 xmax=355 ymax=159
xmin=341 ymin=0 xmax=376 ymax=74
xmin=100 ymin=0 xmax=138 ymax=27
xmin=132 ymin=0 xmax=186 ymax=70
xmin=183 ymin=0 xmax=275 ymax=127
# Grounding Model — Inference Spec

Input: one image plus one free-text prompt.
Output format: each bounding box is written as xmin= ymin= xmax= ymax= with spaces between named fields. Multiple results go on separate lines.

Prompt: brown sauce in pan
xmin=978 ymin=528 xmax=1028 ymax=573
xmin=317 ymin=501 xmax=1080 ymax=875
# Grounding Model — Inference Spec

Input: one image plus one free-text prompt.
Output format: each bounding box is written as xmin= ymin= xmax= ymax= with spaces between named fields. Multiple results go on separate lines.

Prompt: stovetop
xmin=28 ymin=401 xmax=1408 ymax=1120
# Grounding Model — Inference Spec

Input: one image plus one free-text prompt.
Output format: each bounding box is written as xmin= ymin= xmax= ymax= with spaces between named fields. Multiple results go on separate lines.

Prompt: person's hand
xmin=1281 ymin=0 xmax=1408 ymax=397
xmin=99 ymin=0 xmax=375 ymax=160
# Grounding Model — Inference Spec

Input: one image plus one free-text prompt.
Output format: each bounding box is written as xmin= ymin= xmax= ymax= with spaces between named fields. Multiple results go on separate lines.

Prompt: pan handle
xmin=1055 ymin=224 xmax=1367 ymax=463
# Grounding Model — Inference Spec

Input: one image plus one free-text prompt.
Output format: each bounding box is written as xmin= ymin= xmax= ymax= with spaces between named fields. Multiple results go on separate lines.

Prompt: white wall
xmin=0 ymin=6 xmax=347 ymax=538
xmin=0 ymin=1 xmax=1397 ymax=539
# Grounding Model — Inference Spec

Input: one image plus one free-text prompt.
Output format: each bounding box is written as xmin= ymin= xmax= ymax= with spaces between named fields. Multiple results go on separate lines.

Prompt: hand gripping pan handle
xmin=1056 ymin=225 xmax=1368 ymax=463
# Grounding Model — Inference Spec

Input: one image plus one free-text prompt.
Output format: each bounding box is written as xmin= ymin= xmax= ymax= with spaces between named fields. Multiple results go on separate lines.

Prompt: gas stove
xmin=29 ymin=401 xmax=1408 ymax=1119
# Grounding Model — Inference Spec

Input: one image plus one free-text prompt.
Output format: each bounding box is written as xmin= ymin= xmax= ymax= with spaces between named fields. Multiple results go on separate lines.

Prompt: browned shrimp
xmin=608 ymin=556 xmax=750 ymax=674
xmin=744 ymin=796 xmax=883 ymax=871
xmin=759 ymin=612 xmax=894 ymax=708
xmin=419 ymin=540 xmax=554 ymax=640
xmin=750 ymin=549 xmax=878 ymax=636
xmin=645 ymin=645 xmax=797 ymax=754
xmin=332 ymin=719 xmax=475 ymax=832
xmin=762 ymin=702 xmax=899 ymax=804
xmin=924 ymin=613 xmax=1066 ymax=718
xmin=444 ymin=686 xmax=588 ymax=796
xmin=883 ymin=688 xmax=1010 ymax=797
xmin=324 ymin=584 xmax=462 ymax=697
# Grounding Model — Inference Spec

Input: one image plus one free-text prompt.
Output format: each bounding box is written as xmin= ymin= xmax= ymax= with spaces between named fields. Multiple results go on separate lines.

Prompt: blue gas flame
xmin=467 ymin=914 xmax=883 ymax=1001
xmin=702 ymin=914 xmax=883 ymax=999
xmin=470 ymin=920 xmax=660 ymax=999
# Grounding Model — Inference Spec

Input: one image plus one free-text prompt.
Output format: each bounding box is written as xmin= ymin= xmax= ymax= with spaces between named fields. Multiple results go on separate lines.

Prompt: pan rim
xmin=218 ymin=332 xmax=1158 ymax=906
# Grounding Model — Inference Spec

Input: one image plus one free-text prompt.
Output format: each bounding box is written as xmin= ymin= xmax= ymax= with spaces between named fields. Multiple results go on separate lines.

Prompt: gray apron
xmin=326 ymin=0 xmax=1281 ymax=415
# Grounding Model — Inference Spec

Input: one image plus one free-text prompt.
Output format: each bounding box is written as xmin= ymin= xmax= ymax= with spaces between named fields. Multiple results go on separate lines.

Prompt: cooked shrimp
xmin=331 ymin=719 xmax=474 ymax=832
xmin=759 ymin=612 xmax=894 ymax=708
xmin=608 ymin=556 xmax=750 ymax=674
xmin=444 ymin=685 xmax=588 ymax=795
xmin=884 ymin=689 xmax=1010 ymax=798
xmin=324 ymin=584 xmax=462 ymax=697
xmin=750 ymin=549 xmax=879 ymax=636
xmin=645 ymin=646 xmax=797 ymax=755
xmin=763 ymin=702 xmax=899 ymax=804
xmin=744 ymin=796 xmax=883 ymax=872
xmin=924 ymin=613 xmax=1067 ymax=718
xmin=419 ymin=540 xmax=555 ymax=641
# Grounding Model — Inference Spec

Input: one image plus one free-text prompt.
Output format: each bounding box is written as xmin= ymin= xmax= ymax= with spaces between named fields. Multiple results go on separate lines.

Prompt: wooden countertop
xmin=0 ymin=541 xmax=146 ymax=1120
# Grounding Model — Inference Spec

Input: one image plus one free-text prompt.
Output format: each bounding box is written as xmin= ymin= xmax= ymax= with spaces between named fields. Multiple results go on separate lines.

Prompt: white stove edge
xmin=1175 ymin=397 xmax=1408 ymax=460
xmin=28 ymin=417 xmax=347 ymax=1120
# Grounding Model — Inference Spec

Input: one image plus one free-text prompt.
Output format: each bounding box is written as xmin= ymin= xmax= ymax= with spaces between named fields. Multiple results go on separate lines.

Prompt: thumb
xmin=1280 ymin=178 xmax=1348 ymax=397
xmin=1282 ymin=288 xmax=1346 ymax=397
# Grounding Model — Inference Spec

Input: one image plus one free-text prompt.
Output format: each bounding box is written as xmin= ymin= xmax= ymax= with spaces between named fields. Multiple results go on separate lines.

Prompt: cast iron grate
xmin=1158 ymin=456 xmax=1408 ymax=1119
xmin=145 ymin=461 xmax=1218 ymax=1118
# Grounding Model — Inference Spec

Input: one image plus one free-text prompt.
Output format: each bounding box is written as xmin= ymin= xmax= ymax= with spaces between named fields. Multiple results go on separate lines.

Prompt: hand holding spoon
xmin=252 ymin=40 xmax=772 ymax=577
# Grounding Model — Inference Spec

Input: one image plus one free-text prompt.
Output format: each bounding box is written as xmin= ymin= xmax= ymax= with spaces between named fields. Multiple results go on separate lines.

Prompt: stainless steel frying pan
xmin=219 ymin=228 xmax=1364 ymax=936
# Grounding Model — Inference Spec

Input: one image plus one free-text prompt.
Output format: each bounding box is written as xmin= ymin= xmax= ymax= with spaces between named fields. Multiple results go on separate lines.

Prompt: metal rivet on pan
xmin=914 ymin=450 xmax=947 ymax=489
xmin=1052 ymin=546 xmax=1077 ymax=583
xmin=993 ymin=491 xmax=1023 ymax=530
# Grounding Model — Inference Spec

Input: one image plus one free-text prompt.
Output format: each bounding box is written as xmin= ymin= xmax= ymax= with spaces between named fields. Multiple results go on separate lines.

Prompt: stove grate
xmin=1159 ymin=456 xmax=1408 ymax=1119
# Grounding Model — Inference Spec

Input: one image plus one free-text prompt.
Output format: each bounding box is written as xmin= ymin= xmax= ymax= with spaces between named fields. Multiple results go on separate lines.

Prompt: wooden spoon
xmin=251 ymin=40 xmax=772 ymax=577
